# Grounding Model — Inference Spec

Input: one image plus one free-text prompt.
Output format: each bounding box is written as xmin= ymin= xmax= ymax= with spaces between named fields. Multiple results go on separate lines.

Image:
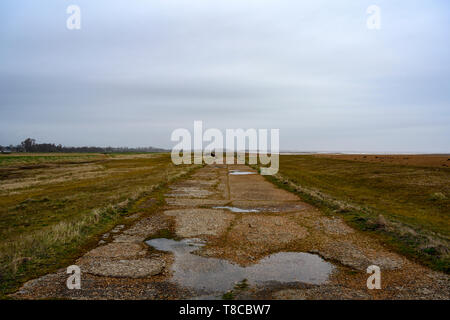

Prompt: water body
xmin=229 ymin=170 xmax=257 ymax=175
xmin=146 ymin=238 xmax=334 ymax=293
xmin=213 ymin=206 xmax=260 ymax=213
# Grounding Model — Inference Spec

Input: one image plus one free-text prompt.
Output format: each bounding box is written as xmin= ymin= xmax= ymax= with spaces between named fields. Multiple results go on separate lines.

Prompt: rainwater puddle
xmin=213 ymin=206 xmax=260 ymax=213
xmin=146 ymin=238 xmax=334 ymax=293
xmin=229 ymin=170 xmax=257 ymax=175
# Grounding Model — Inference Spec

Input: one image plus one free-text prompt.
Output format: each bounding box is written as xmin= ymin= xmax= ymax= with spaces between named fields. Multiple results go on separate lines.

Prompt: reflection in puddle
xmin=213 ymin=206 xmax=260 ymax=213
xmin=229 ymin=170 xmax=257 ymax=175
xmin=146 ymin=238 xmax=334 ymax=293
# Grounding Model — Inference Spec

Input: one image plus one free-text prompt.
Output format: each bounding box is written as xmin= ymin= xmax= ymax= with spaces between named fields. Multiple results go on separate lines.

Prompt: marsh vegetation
xmin=0 ymin=153 xmax=192 ymax=297
xmin=262 ymin=154 xmax=450 ymax=273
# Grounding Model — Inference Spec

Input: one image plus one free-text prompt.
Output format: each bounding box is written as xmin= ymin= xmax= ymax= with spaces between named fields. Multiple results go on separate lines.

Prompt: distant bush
xmin=0 ymin=138 xmax=167 ymax=153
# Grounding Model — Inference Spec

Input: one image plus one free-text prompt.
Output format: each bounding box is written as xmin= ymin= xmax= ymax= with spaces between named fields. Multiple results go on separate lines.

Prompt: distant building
xmin=1 ymin=149 xmax=12 ymax=154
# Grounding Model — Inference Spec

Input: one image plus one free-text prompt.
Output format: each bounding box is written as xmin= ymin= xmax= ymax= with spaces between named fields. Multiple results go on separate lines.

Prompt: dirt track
xmin=12 ymin=164 xmax=449 ymax=299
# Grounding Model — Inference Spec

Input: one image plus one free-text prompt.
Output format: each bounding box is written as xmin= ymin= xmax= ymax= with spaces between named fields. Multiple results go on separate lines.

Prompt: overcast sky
xmin=1 ymin=0 xmax=449 ymax=152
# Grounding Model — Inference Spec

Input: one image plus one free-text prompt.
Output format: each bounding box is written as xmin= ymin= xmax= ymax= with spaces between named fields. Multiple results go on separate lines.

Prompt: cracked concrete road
xmin=12 ymin=164 xmax=450 ymax=300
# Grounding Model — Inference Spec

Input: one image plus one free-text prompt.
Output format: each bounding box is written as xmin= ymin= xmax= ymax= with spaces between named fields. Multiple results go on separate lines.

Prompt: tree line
xmin=0 ymin=138 xmax=167 ymax=153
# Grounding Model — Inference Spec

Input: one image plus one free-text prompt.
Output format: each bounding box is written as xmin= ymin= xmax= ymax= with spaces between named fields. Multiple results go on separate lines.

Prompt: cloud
xmin=0 ymin=0 xmax=449 ymax=152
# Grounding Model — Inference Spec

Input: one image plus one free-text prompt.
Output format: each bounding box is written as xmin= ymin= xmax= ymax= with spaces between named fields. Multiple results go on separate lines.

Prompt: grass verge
xmin=253 ymin=155 xmax=449 ymax=273
xmin=0 ymin=153 xmax=198 ymax=298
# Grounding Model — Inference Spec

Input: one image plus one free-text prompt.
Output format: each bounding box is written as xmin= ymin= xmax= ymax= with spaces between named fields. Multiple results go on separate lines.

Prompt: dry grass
xmin=313 ymin=154 xmax=450 ymax=168
xmin=257 ymin=154 xmax=450 ymax=273
xmin=0 ymin=153 xmax=106 ymax=167
xmin=0 ymin=153 xmax=194 ymax=297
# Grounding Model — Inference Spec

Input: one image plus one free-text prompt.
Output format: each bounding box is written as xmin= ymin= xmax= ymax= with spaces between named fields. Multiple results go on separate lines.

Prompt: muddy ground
xmin=12 ymin=164 xmax=450 ymax=300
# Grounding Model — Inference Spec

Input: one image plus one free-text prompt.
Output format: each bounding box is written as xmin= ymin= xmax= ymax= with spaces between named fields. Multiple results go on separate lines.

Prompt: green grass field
xmin=261 ymin=155 xmax=450 ymax=273
xmin=0 ymin=153 xmax=194 ymax=298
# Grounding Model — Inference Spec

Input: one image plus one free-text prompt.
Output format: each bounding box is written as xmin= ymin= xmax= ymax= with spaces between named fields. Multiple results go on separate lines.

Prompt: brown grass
xmin=0 ymin=153 xmax=196 ymax=297
xmin=256 ymin=154 xmax=450 ymax=272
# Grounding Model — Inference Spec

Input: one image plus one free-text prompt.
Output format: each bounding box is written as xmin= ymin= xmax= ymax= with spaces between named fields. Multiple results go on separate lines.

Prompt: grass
xmin=221 ymin=279 xmax=249 ymax=300
xmin=0 ymin=153 xmax=105 ymax=166
xmin=256 ymin=155 xmax=450 ymax=273
xmin=0 ymin=153 xmax=196 ymax=298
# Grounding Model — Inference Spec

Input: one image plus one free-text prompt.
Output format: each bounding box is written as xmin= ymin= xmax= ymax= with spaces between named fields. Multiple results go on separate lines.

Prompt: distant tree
xmin=21 ymin=138 xmax=36 ymax=152
xmin=7 ymin=138 xmax=166 ymax=153
xmin=14 ymin=144 xmax=24 ymax=152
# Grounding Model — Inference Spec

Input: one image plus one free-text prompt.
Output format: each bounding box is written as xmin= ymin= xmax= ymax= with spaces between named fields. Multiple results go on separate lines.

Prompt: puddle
xmin=146 ymin=238 xmax=334 ymax=293
xmin=229 ymin=170 xmax=257 ymax=175
xmin=213 ymin=206 xmax=260 ymax=213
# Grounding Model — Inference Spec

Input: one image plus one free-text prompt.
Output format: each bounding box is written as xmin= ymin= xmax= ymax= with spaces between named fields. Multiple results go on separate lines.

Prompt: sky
xmin=1 ymin=0 xmax=449 ymax=152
